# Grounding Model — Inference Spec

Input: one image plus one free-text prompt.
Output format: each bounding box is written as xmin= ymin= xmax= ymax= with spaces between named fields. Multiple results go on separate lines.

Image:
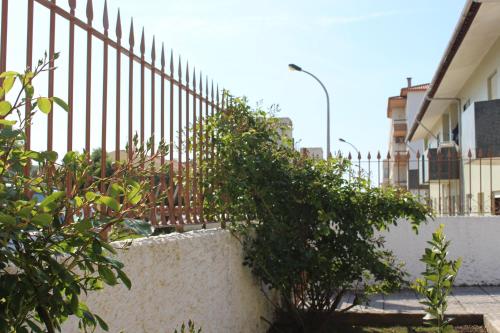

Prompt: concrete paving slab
xmin=343 ymin=287 xmax=500 ymax=316
xmin=383 ymin=290 xmax=422 ymax=313
xmin=451 ymin=287 xmax=498 ymax=314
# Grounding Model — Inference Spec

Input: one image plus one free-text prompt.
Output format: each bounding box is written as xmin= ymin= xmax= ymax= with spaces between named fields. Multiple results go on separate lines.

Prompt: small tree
xmin=0 ymin=57 xmax=166 ymax=332
xmin=413 ymin=224 xmax=461 ymax=333
xmin=203 ymin=95 xmax=431 ymax=333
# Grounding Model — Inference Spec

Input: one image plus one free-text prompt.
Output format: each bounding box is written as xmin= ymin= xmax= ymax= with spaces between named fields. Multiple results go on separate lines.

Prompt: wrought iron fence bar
xmin=33 ymin=0 xmax=217 ymax=107
xmin=177 ymin=56 xmax=184 ymax=224
xmin=184 ymin=61 xmax=191 ymax=224
xmin=24 ymin=0 xmax=34 ymax=176
xmin=101 ymin=0 xmax=109 ymax=194
xmin=114 ymin=10 xmax=121 ymax=161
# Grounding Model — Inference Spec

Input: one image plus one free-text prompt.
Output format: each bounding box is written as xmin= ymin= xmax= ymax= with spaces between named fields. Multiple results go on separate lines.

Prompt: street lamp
xmin=338 ymin=138 xmax=360 ymax=155
xmin=288 ymin=63 xmax=331 ymax=158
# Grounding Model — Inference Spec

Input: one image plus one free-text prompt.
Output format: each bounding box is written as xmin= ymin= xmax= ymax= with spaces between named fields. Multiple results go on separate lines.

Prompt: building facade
xmin=384 ymin=79 xmax=429 ymax=198
xmin=407 ymin=0 xmax=500 ymax=215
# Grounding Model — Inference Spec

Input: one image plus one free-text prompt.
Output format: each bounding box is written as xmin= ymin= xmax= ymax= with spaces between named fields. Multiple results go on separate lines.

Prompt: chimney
xmin=406 ymin=77 xmax=412 ymax=88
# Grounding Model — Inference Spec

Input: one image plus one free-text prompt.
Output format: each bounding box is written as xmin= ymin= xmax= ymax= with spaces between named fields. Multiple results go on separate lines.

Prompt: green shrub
xmin=0 ymin=57 xmax=166 ymax=332
xmin=203 ymin=96 xmax=431 ymax=333
xmin=174 ymin=320 xmax=202 ymax=333
xmin=413 ymin=224 xmax=461 ymax=333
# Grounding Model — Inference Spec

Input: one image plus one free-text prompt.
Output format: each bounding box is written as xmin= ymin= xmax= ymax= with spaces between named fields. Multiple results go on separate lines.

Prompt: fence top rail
xmin=32 ymin=0 xmax=221 ymax=108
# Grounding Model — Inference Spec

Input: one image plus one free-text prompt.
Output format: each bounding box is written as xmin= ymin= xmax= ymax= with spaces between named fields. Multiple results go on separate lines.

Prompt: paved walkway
xmin=340 ymin=287 xmax=500 ymax=314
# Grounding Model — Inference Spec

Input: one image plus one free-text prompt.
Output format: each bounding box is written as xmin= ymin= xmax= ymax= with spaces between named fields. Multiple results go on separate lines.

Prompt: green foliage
xmin=90 ymin=148 xmax=114 ymax=179
xmin=203 ymin=95 xmax=431 ymax=333
xmin=413 ymin=224 xmax=462 ymax=333
xmin=0 ymin=57 xmax=167 ymax=332
xmin=173 ymin=320 xmax=202 ymax=333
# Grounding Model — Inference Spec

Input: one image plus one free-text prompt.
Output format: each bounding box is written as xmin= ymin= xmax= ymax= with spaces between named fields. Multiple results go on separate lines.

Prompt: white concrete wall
xmin=383 ymin=216 xmax=500 ymax=286
xmin=63 ymin=229 xmax=274 ymax=333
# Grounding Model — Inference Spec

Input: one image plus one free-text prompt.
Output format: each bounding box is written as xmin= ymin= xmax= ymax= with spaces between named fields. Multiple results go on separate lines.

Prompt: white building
xmin=407 ymin=0 xmax=500 ymax=215
xmin=384 ymin=79 xmax=429 ymax=198
xmin=276 ymin=117 xmax=294 ymax=148
xmin=300 ymin=147 xmax=324 ymax=160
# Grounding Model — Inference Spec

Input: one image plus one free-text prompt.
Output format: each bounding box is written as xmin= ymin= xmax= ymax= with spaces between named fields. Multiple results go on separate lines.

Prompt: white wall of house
xmin=421 ymin=37 xmax=500 ymax=151
xmin=63 ymin=229 xmax=275 ymax=333
xmin=463 ymin=161 xmax=500 ymax=214
xmin=383 ymin=216 xmax=500 ymax=285
xmin=458 ymin=37 xmax=500 ymax=107
xmin=406 ymin=91 xmax=426 ymax=170
xmin=462 ymin=102 xmax=477 ymax=157
xmin=424 ymin=35 xmax=500 ymax=215
xmin=406 ymin=91 xmax=426 ymax=131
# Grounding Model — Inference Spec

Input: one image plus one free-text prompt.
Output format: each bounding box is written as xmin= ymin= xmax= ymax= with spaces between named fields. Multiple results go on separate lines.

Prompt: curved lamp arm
xmin=299 ymin=69 xmax=331 ymax=158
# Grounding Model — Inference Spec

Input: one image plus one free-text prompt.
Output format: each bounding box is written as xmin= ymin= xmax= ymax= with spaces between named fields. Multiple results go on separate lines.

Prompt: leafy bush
xmin=174 ymin=320 xmax=202 ymax=333
xmin=413 ymin=224 xmax=461 ymax=333
xmin=203 ymin=96 xmax=431 ymax=333
xmin=0 ymin=58 xmax=166 ymax=332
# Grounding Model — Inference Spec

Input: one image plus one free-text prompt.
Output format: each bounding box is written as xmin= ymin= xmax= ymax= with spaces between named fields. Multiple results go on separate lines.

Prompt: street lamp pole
xmin=289 ymin=64 xmax=331 ymax=158
xmin=338 ymin=138 xmax=360 ymax=155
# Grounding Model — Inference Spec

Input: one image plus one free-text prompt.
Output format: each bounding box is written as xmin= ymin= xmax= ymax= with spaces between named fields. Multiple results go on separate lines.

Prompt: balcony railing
xmin=336 ymin=148 xmax=500 ymax=217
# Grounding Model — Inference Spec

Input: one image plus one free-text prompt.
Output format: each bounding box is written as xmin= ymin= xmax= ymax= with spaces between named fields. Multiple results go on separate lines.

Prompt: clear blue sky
xmin=6 ymin=0 xmax=465 ymax=157
xmin=110 ymin=0 xmax=463 ymax=156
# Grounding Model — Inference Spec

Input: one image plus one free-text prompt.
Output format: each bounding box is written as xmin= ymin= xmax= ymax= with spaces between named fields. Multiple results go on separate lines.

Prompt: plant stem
xmin=36 ymin=306 xmax=55 ymax=333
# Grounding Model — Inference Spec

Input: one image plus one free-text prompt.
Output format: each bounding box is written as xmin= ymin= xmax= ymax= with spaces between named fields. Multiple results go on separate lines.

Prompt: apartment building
xmin=384 ymin=79 xmax=429 ymax=197
xmin=277 ymin=117 xmax=294 ymax=148
xmin=300 ymin=147 xmax=324 ymax=160
xmin=407 ymin=0 xmax=500 ymax=215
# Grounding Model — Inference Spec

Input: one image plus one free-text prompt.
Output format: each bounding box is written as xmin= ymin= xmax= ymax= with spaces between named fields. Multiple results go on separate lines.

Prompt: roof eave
xmin=407 ymin=0 xmax=481 ymax=141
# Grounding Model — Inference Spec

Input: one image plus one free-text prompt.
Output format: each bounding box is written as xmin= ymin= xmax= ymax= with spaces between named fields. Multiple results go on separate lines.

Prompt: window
xmin=488 ymin=70 xmax=498 ymax=100
xmin=395 ymin=136 xmax=405 ymax=144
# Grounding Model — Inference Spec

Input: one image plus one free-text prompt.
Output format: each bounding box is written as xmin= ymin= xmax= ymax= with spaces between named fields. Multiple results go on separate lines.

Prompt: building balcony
xmin=392 ymin=123 xmax=407 ymax=137
xmin=425 ymin=146 xmax=460 ymax=182
xmin=462 ymin=99 xmax=500 ymax=158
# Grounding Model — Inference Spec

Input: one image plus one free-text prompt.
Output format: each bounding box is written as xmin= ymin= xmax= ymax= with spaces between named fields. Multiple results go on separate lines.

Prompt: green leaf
xmin=123 ymin=219 xmax=153 ymax=237
xmin=101 ymin=241 xmax=117 ymax=255
xmin=37 ymin=97 xmax=52 ymax=114
xmin=116 ymin=269 xmax=132 ymax=289
xmin=0 ymin=119 xmax=16 ymax=126
xmin=42 ymin=150 xmax=58 ymax=162
xmin=74 ymin=219 xmax=93 ymax=232
xmin=32 ymin=213 xmax=53 ymax=227
xmin=126 ymin=180 xmax=142 ymax=205
xmin=98 ymin=196 xmax=121 ymax=211
xmin=52 ymin=96 xmax=69 ymax=112
xmin=109 ymin=183 xmax=124 ymax=199
xmin=85 ymin=192 xmax=97 ymax=202
xmin=0 ymin=71 xmax=19 ymax=78
xmin=39 ymin=191 xmax=65 ymax=209
xmin=0 ymin=213 xmax=16 ymax=225
xmin=2 ymin=75 xmax=15 ymax=94
xmin=0 ymin=101 xmax=12 ymax=116
xmin=98 ymin=266 xmax=117 ymax=286
xmin=92 ymin=239 xmax=102 ymax=255
xmin=95 ymin=315 xmax=109 ymax=331
xmin=74 ymin=196 xmax=83 ymax=208
xmin=70 ymin=294 xmax=79 ymax=313
xmin=25 ymin=84 xmax=34 ymax=98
